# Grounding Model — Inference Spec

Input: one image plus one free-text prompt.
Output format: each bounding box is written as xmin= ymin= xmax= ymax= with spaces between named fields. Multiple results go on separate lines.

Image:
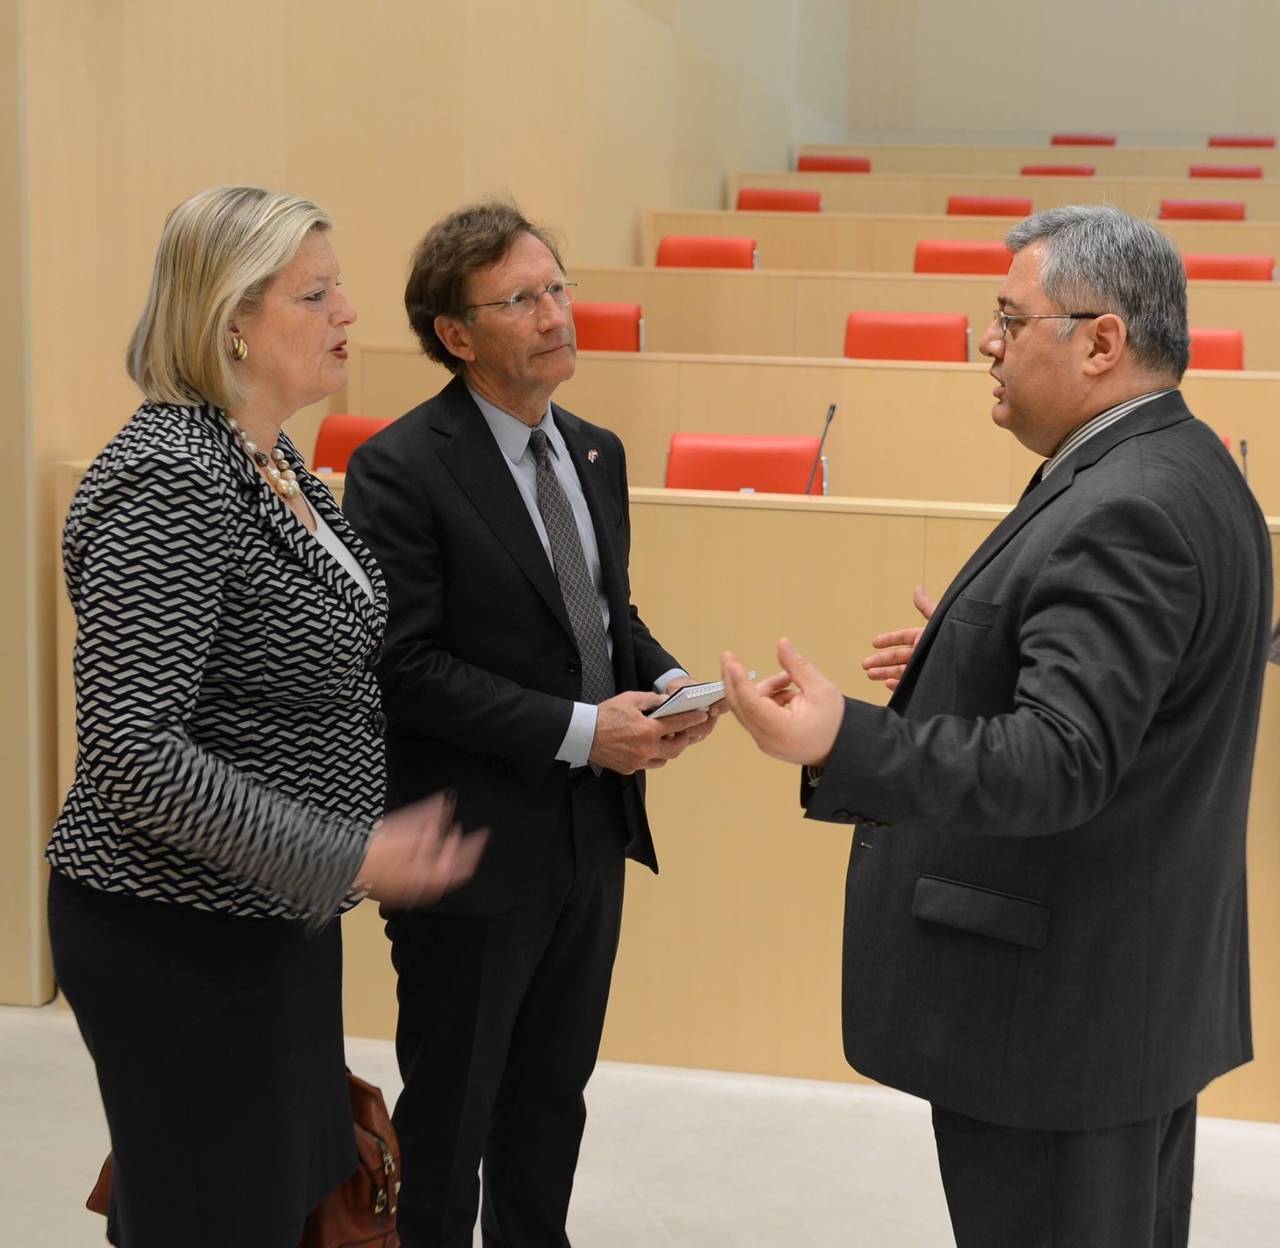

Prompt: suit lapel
xmin=431 ymin=378 xmax=576 ymax=641
xmin=891 ymin=391 xmax=1196 ymax=708
xmin=211 ymin=409 xmax=387 ymax=642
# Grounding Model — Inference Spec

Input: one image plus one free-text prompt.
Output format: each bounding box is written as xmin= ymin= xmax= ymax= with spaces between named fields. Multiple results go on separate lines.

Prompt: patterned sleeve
xmin=68 ymin=452 xmax=371 ymax=920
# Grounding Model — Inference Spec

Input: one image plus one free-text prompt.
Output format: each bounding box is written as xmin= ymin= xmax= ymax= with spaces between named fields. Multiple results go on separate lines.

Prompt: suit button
xmin=833 ymin=809 xmax=857 ymax=823
xmin=369 ymin=710 xmax=387 ymax=734
xmin=565 ymin=661 xmax=580 ymax=675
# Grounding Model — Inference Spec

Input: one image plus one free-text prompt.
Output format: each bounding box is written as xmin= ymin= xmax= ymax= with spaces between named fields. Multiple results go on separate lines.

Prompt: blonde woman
xmin=47 ymin=186 xmax=483 ymax=1247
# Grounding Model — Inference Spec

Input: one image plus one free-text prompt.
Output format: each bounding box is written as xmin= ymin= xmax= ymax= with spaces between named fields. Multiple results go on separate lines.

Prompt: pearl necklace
xmin=226 ymin=417 xmax=301 ymax=500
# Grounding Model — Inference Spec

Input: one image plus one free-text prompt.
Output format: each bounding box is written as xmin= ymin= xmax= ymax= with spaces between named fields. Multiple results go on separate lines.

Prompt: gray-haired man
xmin=724 ymin=205 xmax=1271 ymax=1247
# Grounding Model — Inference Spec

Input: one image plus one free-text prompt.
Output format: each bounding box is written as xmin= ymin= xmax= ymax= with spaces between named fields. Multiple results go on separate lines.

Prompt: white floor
xmin=4 ymin=1003 xmax=1279 ymax=1246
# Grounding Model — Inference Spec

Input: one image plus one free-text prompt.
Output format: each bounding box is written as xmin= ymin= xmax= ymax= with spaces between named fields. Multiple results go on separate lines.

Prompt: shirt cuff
xmin=653 ymin=667 xmax=688 ymax=693
xmin=556 ymin=701 xmax=598 ymax=769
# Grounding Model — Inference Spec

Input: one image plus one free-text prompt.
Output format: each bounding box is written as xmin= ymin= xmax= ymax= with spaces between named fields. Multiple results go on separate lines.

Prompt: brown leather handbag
xmin=86 ymin=1071 xmax=401 ymax=1248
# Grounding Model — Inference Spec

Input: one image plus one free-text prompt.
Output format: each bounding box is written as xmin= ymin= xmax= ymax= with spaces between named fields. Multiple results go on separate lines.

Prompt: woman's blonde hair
xmin=127 ymin=186 xmax=332 ymax=410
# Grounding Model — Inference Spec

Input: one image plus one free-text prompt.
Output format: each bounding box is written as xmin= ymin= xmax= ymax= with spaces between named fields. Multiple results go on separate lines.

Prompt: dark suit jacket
xmin=343 ymin=375 xmax=679 ymax=915
xmin=805 ymin=391 xmax=1271 ymax=1131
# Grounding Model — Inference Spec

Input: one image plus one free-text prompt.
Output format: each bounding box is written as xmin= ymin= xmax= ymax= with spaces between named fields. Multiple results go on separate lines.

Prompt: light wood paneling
xmin=728 ymin=170 xmax=1280 ymax=221
xmin=796 ymin=141 xmax=1280 ymax=180
xmin=644 ymin=208 xmax=1280 ymax=276
xmin=350 ymin=347 xmax=1280 ymax=517
xmin=561 ymin=267 xmax=1280 ymax=370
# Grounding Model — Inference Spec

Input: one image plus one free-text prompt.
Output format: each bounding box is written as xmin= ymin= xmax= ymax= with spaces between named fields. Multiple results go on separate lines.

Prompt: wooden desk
xmin=51 ymin=471 xmax=1280 ymax=1122
xmin=643 ymin=208 xmax=1280 ymax=276
xmin=795 ymin=141 xmax=1280 ymax=180
xmin=729 ymin=170 xmax=1280 ymax=221
xmin=559 ymin=268 xmax=1280 ymax=369
xmin=348 ymin=348 xmax=1280 ymax=518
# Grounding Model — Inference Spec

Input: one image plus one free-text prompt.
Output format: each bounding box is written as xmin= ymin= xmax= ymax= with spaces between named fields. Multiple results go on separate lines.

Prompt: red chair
xmin=573 ymin=302 xmax=643 ymax=352
xmin=1051 ymin=133 xmax=1116 ymax=146
xmin=736 ymin=187 xmax=823 ymax=212
xmin=1159 ymin=199 xmax=1246 ymax=221
xmin=665 ymin=433 xmax=826 ymax=495
xmin=914 ymin=239 xmax=1013 ymax=276
xmin=655 ymin=235 xmax=758 ymax=269
xmin=312 ymin=413 xmax=395 ymax=473
xmin=1188 ymin=328 xmax=1245 ymax=370
xmin=843 ymin=312 xmax=969 ymax=362
xmin=1182 ymin=252 xmax=1274 ymax=281
xmin=1189 ymin=164 xmax=1263 ymax=178
xmin=1020 ymin=164 xmax=1096 ymax=176
xmin=946 ymin=195 xmax=1033 ymax=217
xmin=795 ymin=154 xmax=871 ymax=173
xmin=1208 ymin=135 xmax=1275 ymax=148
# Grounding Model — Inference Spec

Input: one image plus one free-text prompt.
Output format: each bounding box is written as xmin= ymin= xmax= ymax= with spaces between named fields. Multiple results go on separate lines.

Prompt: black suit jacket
xmin=344 ymin=376 xmax=679 ymax=915
xmin=806 ymin=392 xmax=1271 ymax=1130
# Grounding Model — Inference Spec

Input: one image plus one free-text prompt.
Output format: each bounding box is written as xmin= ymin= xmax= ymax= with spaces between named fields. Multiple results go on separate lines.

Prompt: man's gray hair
xmin=1006 ymin=205 xmax=1189 ymax=379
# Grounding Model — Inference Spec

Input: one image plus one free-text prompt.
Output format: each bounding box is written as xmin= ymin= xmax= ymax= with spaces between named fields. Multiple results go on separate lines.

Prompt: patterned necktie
xmin=528 ymin=429 xmax=615 ymax=704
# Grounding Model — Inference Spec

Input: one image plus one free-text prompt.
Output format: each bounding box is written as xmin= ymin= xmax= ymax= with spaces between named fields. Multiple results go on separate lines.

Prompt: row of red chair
xmin=312 ymin=319 xmax=1245 ymax=474
xmin=794 ymin=156 xmax=1269 ymax=179
xmin=1048 ymin=134 xmax=1274 ymax=147
xmin=738 ymin=191 xmax=1252 ymax=220
xmin=653 ymin=233 xmax=1276 ymax=281
xmin=1020 ymin=164 xmax=1266 ymax=178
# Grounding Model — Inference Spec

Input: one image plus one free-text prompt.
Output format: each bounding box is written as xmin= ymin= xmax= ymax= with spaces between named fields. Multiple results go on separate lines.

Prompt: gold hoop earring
xmin=231 ymin=336 xmax=248 ymax=361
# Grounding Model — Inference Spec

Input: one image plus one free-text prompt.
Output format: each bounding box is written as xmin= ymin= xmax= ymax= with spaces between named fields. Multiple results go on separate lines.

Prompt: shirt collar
xmin=1041 ymin=388 xmax=1175 ymax=478
xmin=467 ymin=383 xmax=557 ymax=465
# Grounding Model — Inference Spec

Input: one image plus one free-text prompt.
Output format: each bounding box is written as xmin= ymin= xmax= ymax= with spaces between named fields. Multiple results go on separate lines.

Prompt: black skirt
xmin=48 ymin=870 xmax=356 ymax=1248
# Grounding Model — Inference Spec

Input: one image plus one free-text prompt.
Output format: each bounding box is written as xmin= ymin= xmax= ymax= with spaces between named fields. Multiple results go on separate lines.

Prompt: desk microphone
xmin=804 ymin=403 xmax=837 ymax=495
xmin=1241 ymin=438 xmax=1249 ymax=484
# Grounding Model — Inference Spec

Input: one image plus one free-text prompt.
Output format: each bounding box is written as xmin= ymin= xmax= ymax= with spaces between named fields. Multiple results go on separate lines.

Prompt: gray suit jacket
xmin=806 ymin=391 xmax=1271 ymax=1130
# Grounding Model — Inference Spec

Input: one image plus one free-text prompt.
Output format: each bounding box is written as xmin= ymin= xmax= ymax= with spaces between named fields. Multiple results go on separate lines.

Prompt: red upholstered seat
xmin=736 ymin=187 xmax=822 ymax=212
xmin=795 ymin=154 xmax=871 ymax=173
xmin=1208 ymin=135 xmax=1276 ymax=148
xmin=665 ymin=433 xmax=824 ymax=495
xmin=1189 ymin=164 xmax=1263 ymax=178
xmin=914 ymin=239 xmax=1013 ymax=276
xmin=946 ymin=195 xmax=1033 ymax=217
xmin=655 ymin=235 xmax=758 ymax=269
xmin=1020 ymin=164 xmax=1096 ymax=176
xmin=1159 ymin=199 xmax=1246 ymax=221
xmin=1182 ymin=252 xmax=1274 ymax=280
xmin=573 ymin=302 xmax=643 ymax=352
xmin=1188 ymin=328 xmax=1245 ymax=370
xmin=312 ymin=413 xmax=396 ymax=473
xmin=1050 ymin=134 xmax=1116 ymax=146
xmin=843 ymin=312 xmax=969 ymax=362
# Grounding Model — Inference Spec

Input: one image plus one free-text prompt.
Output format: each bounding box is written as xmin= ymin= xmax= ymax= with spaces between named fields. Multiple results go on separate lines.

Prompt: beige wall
xmin=3 ymin=0 xmax=849 ymax=1005
xmin=846 ymin=0 xmax=1280 ymax=144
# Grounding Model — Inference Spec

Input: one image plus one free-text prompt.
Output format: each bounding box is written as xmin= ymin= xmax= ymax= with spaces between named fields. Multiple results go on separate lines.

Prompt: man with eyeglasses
xmin=343 ymin=199 xmax=719 ymax=1247
xmin=723 ymin=204 xmax=1270 ymax=1248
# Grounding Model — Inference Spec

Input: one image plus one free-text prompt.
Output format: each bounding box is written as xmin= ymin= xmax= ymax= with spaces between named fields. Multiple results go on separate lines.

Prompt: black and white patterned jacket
xmin=47 ymin=402 xmax=389 ymax=923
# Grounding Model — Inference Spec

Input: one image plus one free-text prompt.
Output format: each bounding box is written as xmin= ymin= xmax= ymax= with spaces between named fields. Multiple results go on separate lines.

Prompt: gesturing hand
xmin=357 ymin=792 xmax=487 ymax=909
xmin=861 ymin=584 xmax=936 ymax=691
xmin=721 ymin=639 xmax=845 ymax=766
xmin=589 ymin=690 xmax=710 ymax=775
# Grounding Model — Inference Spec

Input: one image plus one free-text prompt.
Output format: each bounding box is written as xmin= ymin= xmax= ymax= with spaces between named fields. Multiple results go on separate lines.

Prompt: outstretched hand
xmin=721 ymin=638 xmax=844 ymax=765
xmin=861 ymin=585 xmax=936 ymax=691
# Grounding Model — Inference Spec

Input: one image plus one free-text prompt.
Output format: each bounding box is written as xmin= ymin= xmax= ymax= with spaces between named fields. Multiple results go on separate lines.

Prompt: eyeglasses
xmin=991 ymin=309 xmax=1105 ymax=339
xmin=467 ymin=280 xmax=578 ymax=317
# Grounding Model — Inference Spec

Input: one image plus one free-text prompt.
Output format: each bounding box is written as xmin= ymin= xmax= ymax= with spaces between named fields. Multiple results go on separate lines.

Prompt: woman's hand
xmin=356 ymin=792 xmax=487 ymax=908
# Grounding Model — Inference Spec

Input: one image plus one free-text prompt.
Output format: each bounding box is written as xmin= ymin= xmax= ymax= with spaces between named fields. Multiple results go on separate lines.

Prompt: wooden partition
xmin=347 ymin=345 xmax=1280 ymax=515
xmin=644 ymin=208 xmax=1280 ymax=274
xmin=795 ymin=141 xmax=1280 ymax=180
xmin=729 ymin=170 xmax=1280 ymax=220
xmin=551 ymin=268 xmax=1280 ymax=367
xmin=51 ymin=471 xmax=1280 ymax=1121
